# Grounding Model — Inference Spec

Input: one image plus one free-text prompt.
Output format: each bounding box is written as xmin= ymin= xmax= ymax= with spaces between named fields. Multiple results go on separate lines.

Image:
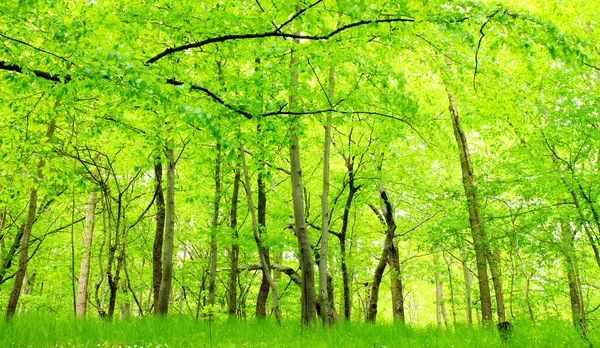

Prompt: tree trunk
xmin=157 ymin=141 xmax=175 ymax=315
xmin=366 ymin=186 xmax=396 ymax=322
xmin=435 ymin=253 xmax=450 ymax=330
xmin=319 ymin=65 xmax=335 ymax=327
xmin=487 ymin=249 xmax=506 ymax=323
xmin=387 ymin=242 xmax=405 ymax=322
xmin=228 ymin=164 xmax=241 ymax=316
xmin=442 ymin=250 xmax=457 ymax=325
xmin=240 ymin=142 xmax=281 ymax=323
xmin=461 ymin=246 xmax=473 ymax=325
xmin=338 ymin=160 xmax=359 ymax=321
xmin=6 ymin=119 xmax=56 ymax=319
xmin=560 ymin=222 xmax=587 ymax=337
xmin=208 ymin=143 xmax=222 ymax=306
xmin=255 ymin=146 xmax=271 ymax=318
xmin=444 ymin=58 xmax=493 ymax=324
xmin=152 ymin=158 xmax=165 ymax=314
xmin=76 ymin=191 xmax=98 ymax=317
xmin=288 ymin=25 xmax=317 ymax=325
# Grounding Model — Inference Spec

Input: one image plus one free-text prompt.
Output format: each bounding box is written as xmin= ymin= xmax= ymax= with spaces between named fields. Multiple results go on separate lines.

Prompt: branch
xmin=275 ymin=0 xmax=324 ymax=32
xmin=0 ymin=32 xmax=71 ymax=63
xmin=145 ymin=17 xmax=414 ymax=64
xmin=473 ymin=9 xmax=500 ymax=91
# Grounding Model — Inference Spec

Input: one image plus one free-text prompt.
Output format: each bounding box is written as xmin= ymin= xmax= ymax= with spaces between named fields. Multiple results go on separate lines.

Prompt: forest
xmin=0 ymin=0 xmax=599 ymax=346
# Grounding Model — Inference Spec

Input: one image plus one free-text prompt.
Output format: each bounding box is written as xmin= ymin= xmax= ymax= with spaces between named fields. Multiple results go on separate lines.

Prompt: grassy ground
xmin=0 ymin=315 xmax=596 ymax=347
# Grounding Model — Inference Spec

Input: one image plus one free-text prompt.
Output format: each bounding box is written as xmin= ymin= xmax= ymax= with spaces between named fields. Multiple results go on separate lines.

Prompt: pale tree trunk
xmin=240 ymin=142 xmax=281 ymax=323
xmin=152 ymin=159 xmax=165 ymax=314
xmin=228 ymin=164 xmax=241 ymax=316
xmin=319 ymin=65 xmax=335 ymax=327
xmin=288 ymin=19 xmax=317 ymax=325
xmin=444 ymin=58 xmax=493 ymax=324
xmin=76 ymin=191 xmax=98 ymax=317
xmin=442 ymin=250 xmax=457 ymax=324
xmin=157 ymin=140 xmax=175 ymax=315
xmin=387 ymin=242 xmax=405 ymax=322
xmin=560 ymin=222 xmax=587 ymax=338
xmin=6 ymin=119 xmax=56 ymax=319
xmin=434 ymin=252 xmax=450 ymax=330
xmin=461 ymin=246 xmax=473 ymax=325
xmin=366 ymin=186 xmax=396 ymax=322
xmin=208 ymin=143 xmax=222 ymax=306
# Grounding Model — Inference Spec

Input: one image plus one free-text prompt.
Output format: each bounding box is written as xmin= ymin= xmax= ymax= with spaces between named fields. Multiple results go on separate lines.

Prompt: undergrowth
xmin=0 ymin=315 xmax=596 ymax=347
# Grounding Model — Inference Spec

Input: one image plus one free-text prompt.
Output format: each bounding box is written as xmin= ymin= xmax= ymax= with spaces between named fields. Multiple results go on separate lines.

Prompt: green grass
xmin=0 ymin=315 xmax=596 ymax=347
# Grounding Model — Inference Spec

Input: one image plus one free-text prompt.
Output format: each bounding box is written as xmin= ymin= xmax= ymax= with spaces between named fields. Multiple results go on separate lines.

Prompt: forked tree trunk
xmin=152 ymin=159 xmax=165 ymax=314
xmin=208 ymin=143 xmax=222 ymax=305
xmin=444 ymin=58 xmax=493 ymax=324
xmin=240 ymin=142 xmax=281 ymax=323
xmin=6 ymin=119 xmax=56 ymax=319
xmin=76 ymin=191 xmax=98 ymax=317
xmin=366 ymin=186 xmax=396 ymax=322
xmin=228 ymin=164 xmax=241 ymax=316
xmin=157 ymin=141 xmax=175 ymax=314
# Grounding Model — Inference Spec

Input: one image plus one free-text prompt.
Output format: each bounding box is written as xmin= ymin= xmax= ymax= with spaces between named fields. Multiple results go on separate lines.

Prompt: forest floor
xmin=0 ymin=315 xmax=596 ymax=347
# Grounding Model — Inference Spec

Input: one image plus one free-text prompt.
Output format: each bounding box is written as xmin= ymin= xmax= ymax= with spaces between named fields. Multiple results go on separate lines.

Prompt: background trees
xmin=0 ymin=0 xmax=599 ymax=334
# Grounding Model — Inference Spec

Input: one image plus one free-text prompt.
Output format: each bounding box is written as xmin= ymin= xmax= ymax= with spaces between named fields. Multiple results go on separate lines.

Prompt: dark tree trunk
xmin=228 ymin=164 xmax=241 ymax=316
xmin=152 ymin=159 xmax=165 ymax=314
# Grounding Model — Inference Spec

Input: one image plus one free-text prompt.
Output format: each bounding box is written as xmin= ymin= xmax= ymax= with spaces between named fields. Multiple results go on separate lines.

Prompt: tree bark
xmin=240 ymin=142 xmax=281 ymax=323
xmin=228 ymin=164 xmax=241 ymax=316
xmin=208 ymin=143 xmax=222 ymax=306
xmin=319 ymin=65 xmax=335 ymax=327
xmin=152 ymin=159 xmax=165 ymax=314
xmin=6 ymin=119 xmax=56 ymax=319
xmin=255 ymin=145 xmax=270 ymax=318
xmin=461 ymin=246 xmax=473 ymax=325
xmin=387 ymin=242 xmax=405 ymax=322
xmin=366 ymin=186 xmax=396 ymax=322
xmin=288 ymin=22 xmax=317 ymax=325
xmin=75 ymin=191 xmax=98 ymax=317
xmin=157 ymin=141 xmax=175 ymax=315
xmin=560 ymin=222 xmax=587 ymax=337
xmin=444 ymin=58 xmax=493 ymax=324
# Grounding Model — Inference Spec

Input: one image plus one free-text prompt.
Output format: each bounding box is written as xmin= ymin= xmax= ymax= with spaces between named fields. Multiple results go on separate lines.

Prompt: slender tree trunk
xmin=6 ymin=119 xmax=56 ymax=319
xmin=208 ymin=143 xmax=222 ymax=306
xmin=435 ymin=253 xmax=450 ymax=330
xmin=560 ymin=223 xmax=587 ymax=338
xmin=444 ymin=58 xmax=493 ymax=324
xmin=387 ymin=242 xmax=405 ymax=322
xmin=228 ymin=164 xmax=241 ymax=316
xmin=442 ymin=250 xmax=457 ymax=325
xmin=338 ymin=163 xmax=359 ymax=321
xmin=240 ymin=142 xmax=281 ymax=323
xmin=256 ymin=141 xmax=271 ymax=318
xmin=319 ymin=66 xmax=335 ymax=327
xmin=487 ymin=249 xmax=506 ymax=323
xmin=288 ymin=25 xmax=317 ymax=325
xmin=366 ymin=186 xmax=396 ymax=322
xmin=152 ymin=159 xmax=165 ymax=314
xmin=461 ymin=246 xmax=473 ymax=325
xmin=157 ymin=141 xmax=175 ymax=315
xmin=76 ymin=191 xmax=98 ymax=317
